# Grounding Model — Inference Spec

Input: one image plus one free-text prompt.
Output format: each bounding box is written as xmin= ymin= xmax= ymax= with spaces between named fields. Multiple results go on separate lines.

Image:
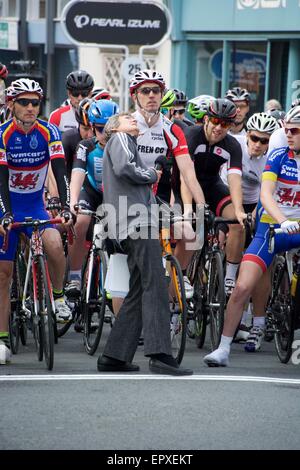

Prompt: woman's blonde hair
xmin=104 ymin=112 xmax=132 ymax=142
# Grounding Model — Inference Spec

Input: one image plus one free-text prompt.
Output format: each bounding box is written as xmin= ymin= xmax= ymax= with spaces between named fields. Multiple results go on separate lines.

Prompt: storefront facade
xmin=167 ymin=0 xmax=300 ymax=111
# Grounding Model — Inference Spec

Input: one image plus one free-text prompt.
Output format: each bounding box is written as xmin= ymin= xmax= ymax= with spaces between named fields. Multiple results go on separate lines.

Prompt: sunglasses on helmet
xmin=209 ymin=117 xmax=232 ymax=128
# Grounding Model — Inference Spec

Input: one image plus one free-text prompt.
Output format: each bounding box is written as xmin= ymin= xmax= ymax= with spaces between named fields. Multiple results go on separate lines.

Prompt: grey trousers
xmin=103 ymin=234 xmax=172 ymax=362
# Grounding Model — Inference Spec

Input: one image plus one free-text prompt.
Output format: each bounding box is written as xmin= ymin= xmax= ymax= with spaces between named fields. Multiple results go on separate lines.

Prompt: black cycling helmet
xmin=172 ymin=88 xmax=188 ymax=106
xmin=66 ymin=70 xmax=94 ymax=91
xmin=225 ymin=86 xmax=250 ymax=103
xmin=207 ymin=98 xmax=237 ymax=122
xmin=75 ymin=98 xmax=93 ymax=126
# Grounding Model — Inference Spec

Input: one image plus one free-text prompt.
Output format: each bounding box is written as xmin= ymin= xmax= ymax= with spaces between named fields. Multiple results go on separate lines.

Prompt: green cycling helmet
xmin=160 ymin=89 xmax=176 ymax=110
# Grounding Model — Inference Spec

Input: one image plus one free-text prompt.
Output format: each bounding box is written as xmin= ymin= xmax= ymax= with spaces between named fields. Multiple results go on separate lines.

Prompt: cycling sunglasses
xmin=70 ymin=89 xmax=90 ymax=98
xmin=138 ymin=86 xmax=162 ymax=95
xmin=249 ymin=134 xmax=270 ymax=145
xmin=173 ymin=109 xmax=186 ymax=115
xmin=285 ymin=127 xmax=300 ymax=136
xmin=14 ymin=98 xmax=40 ymax=107
xmin=209 ymin=117 xmax=232 ymax=128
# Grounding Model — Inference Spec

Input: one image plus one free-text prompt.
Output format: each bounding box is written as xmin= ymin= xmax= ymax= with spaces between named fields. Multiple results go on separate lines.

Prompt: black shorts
xmin=200 ymin=178 xmax=232 ymax=216
xmin=78 ymin=178 xmax=103 ymax=212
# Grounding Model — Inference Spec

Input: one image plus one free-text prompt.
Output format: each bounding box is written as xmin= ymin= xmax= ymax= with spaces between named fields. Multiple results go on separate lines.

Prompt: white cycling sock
xmin=225 ymin=262 xmax=239 ymax=281
xmin=253 ymin=316 xmax=265 ymax=329
xmin=219 ymin=335 xmax=233 ymax=352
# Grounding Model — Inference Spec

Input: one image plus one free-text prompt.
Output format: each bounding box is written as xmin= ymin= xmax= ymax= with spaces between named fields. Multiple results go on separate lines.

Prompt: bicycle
xmin=3 ymin=216 xmax=69 ymax=370
xmin=265 ymin=226 xmax=300 ymax=363
xmin=188 ymin=207 xmax=246 ymax=351
xmin=158 ymin=199 xmax=193 ymax=364
xmin=9 ymin=238 xmax=28 ymax=354
xmin=75 ymin=205 xmax=109 ymax=356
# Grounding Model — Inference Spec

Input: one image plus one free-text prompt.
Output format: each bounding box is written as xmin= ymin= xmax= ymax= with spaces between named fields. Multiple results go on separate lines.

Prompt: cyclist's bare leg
xmin=251 ymin=268 xmax=271 ymax=319
xmin=68 ymin=214 xmax=91 ymax=272
xmin=173 ymin=221 xmax=196 ymax=270
xmin=0 ymin=261 xmax=14 ymax=331
xmin=223 ymin=261 xmax=264 ymax=337
xmin=42 ymin=228 xmax=66 ymax=291
xmin=221 ymin=203 xmax=245 ymax=263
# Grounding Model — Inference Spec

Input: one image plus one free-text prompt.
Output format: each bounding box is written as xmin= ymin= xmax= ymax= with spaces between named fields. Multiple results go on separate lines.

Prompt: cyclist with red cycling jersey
xmin=49 ymin=70 xmax=94 ymax=133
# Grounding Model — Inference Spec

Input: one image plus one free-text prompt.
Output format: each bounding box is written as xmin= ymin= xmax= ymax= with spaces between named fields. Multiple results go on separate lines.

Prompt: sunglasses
xmin=209 ymin=117 xmax=232 ymax=128
xmin=70 ymin=90 xmax=90 ymax=98
xmin=285 ymin=127 xmax=300 ymax=136
xmin=249 ymin=134 xmax=270 ymax=145
xmin=138 ymin=86 xmax=162 ymax=95
xmin=14 ymin=98 xmax=40 ymax=107
xmin=94 ymin=125 xmax=105 ymax=133
xmin=174 ymin=109 xmax=185 ymax=115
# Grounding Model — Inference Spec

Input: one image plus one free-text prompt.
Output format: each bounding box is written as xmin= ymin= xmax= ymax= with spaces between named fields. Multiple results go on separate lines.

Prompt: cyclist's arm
xmin=70 ymin=169 xmax=85 ymax=210
xmin=260 ymin=179 xmax=286 ymax=224
xmin=46 ymin=163 xmax=59 ymax=198
xmin=0 ymin=164 xmax=12 ymax=215
xmin=109 ymin=133 xmax=157 ymax=184
xmin=227 ymin=173 xmax=246 ymax=224
xmin=175 ymin=154 xmax=205 ymax=206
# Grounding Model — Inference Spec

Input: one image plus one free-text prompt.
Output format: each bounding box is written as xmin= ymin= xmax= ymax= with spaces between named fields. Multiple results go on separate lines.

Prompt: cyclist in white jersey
xmin=130 ymin=70 xmax=205 ymax=298
xmin=220 ymin=112 xmax=279 ymax=340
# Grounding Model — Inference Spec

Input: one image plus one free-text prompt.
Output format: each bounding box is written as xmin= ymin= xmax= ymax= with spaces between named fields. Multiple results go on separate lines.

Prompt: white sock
xmin=219 ymin=335 xmax=233 ymax=352
xmin=253 ymin=316 xmax=265 ymax=329
xmin=70 ymin=270 xmax=81 ymax=281
xmin=225 ymin=262 xmax=239 ymax=281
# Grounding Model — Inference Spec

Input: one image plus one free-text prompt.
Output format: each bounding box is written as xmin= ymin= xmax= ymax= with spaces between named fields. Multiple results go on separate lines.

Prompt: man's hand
xmin=155 ymin=169 xmax=162 ymax=183
xmin=0 ymin=213 xmax=13 ymax=237
xmin=235 ymin=209 xmax=248 ymax=227
xmin=61 ymin=208 xmax=76 ymax=227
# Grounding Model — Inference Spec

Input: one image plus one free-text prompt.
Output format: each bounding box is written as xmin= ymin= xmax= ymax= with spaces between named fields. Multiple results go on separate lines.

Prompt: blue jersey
xmin=0 ymin=118 xmax=66 ymax=216
xmin=72 ymin=137 xmax=104 ymax=193
xmin=261 ymin=146 xmax=300 ymax=223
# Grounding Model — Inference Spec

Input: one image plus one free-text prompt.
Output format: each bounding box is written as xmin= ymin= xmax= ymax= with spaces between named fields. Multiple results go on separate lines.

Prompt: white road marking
xmin=0 ymin=374 xmax=300 ymax=384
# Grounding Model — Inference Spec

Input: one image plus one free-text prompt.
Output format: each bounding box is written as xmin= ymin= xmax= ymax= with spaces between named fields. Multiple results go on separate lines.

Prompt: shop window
xmin=229 ymin=41 xmax=267 ymax=113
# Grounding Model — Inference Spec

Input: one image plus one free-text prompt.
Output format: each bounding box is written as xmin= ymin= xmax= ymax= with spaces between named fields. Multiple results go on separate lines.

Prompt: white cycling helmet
xmin=6 ymin=78 xmax=43 ymax=101
xmin=129 ymin=69 xmax=165 ymax=95
xmin=285 ymin=105 xmax=300 ymax=124
xmin=247 ymin=112 xmax=279 ymax=134
xmin=225 ymin=87 xmax=250 ymax=103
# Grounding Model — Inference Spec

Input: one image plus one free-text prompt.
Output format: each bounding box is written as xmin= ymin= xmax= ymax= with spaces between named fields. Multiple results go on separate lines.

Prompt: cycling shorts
xmin=78 ymin=178 xmax=103 ymax=212
xmin=0 ymin=207 xmax=52 ymax=262
xmin=243 ymin=218 xmax=300 ymax=273
xmin=200 ymin=178 xmax=232 ymax=216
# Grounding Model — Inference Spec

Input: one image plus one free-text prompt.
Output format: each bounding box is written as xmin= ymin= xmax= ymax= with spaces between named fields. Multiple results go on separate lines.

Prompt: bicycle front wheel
xmin=166 ymin=254 xmax=188 ymax=364
xmin=208 ymin=251 xmax=225 ymax=350
xmin=192 ymin=251 xmax=208 ymax=349
xmin=36 ymin=257 xmax=55 ymax=370
xmin=271 ymin=257 xmax=294 ymax=364
xmin=82 ymin=249 xmax=107 ymax=356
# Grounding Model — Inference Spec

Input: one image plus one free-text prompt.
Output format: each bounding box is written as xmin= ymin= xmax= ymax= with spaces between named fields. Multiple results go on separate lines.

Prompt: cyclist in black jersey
xmin=62 ymin=98 xmax=94 ymax=179
xmin=185 ymin=98 xmax=247 ymax=294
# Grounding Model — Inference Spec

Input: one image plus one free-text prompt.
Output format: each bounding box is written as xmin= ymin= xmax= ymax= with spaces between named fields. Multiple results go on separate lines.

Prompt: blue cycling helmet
xmin=88 ymin=99 xmax=119 ymax=125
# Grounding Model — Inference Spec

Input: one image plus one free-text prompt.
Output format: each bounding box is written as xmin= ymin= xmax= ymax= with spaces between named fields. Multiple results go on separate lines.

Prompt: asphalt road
xmin=1 ymin=323 xmax=300 ymax=451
